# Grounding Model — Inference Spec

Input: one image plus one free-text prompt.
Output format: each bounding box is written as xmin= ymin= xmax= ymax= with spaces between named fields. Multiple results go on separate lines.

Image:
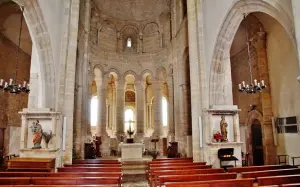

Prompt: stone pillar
xmin=178 ymin=84 xmax=188 ymax=156
xmin=20 ymin=114 xmax=28 ymax=149
xmin=116 ymin=79 xmax=125 ymax=137
xmin=167 ymin=74 xmax=175 ymax=141
xmin=251 ymin=32 xmax=276 ymax=164
xmin=112 ymin=84 xmax=117 ymax=133
xmin=99 ymin=77 xmax=110 ymax=155
xmin=152 ymin=81 xmax=162 ymax=138
xmin=135 ymin=80 xmax=145 ymax=142
xmin=95 ymin=79 xmax=102 ymax=136
xmin=28 ymin=73 xmax=39 ymax=108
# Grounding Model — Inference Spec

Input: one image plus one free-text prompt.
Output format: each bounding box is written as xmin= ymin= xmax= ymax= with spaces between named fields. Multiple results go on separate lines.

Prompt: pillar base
xmin=100 ymin=133 xmax=111 ymax=156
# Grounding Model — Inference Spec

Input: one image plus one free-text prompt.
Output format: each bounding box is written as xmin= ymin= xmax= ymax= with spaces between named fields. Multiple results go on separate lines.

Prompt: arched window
xmin=124 ymin=108 xmax=134 ymax=131
xmin=162 ymin=97 xmax=168 ymax=126
xmin=126 ymin=38 xmax=132 ymax=48
xmin=90 ymin=96 xmax=98 ymax=126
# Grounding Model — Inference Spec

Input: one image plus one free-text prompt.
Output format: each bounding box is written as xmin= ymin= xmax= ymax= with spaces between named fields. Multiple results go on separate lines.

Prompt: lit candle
xmin=242 ymin=81 xmax=246 ymax=88
xmin=9 ymin=79 xmax=13 ymax=85
xmin=261 ymin=80 xmax=265 ymax=86
xmin=246 ymin=84 xmax=249 ymax=88
xmin=0 ymin=79 xmax=3 ymax=86
xmin=4 ymin=82 xmax=8 ymax=88
xmin=254 ymin=79 xmax=257 ymax=86
xmin=257 ymin=83 xmax=261 ymax=88
xmin=23 ymin=81 xmax=26 ymax=87
xmin=18 ymin=84 xmax=22 ymax=88
xmin=238 ymin=84 xmax=242 ymax=90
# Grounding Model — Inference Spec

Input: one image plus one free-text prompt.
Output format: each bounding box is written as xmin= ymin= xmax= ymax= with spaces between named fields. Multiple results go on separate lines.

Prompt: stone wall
xmin=0 ymin=35 xmax=31 ymax=155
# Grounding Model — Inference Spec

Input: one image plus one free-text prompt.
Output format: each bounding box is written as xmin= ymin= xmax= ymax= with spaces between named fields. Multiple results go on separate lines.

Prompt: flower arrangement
xmin=42 ymin=130 xmax=53 ymax=148
xmin=150 ymin=150 xmax=160 ymax=159
xmin=213 ymin=131 xmax=223 ymax=142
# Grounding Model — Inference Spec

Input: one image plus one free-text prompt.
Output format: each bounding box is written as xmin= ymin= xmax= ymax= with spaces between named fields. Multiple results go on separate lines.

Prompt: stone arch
xmin=106 ymin=68 xmax=121 ymax=81
xmin=143 ymin=22 xmax=161 ymax=52
xmin=124 ymin=70 xmax=139 ymax=81
xmin=120 ymin=25 xmax=139 ymax=52
xmin=244 ymin=109 xmax=264 ymax=165
xmin=156 ymin=67 xmax=167 ymax=81
xmin=12 ymin=0 xmax=55 ymax=108
xmin=141 ymin=69 xmax=154 ymax=81
xmin=209 ymin=0 xmax=295 ymax=106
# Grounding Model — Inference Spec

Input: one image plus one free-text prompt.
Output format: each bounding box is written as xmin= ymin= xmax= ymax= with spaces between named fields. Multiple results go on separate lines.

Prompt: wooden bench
xmin=31 ymin=177 xmax=120 ymax=186
xmin=150 ymin=168 xmax=224 ymax=186
xmin=157 ymin=173 xmax=237 ymax=187
xmin=152 ymin=158 xmax=193 ymax=161
xmin=164 ymin=178 xmax=254 ymax=187
xmin=258 ymin=175 xmax=300 ymax=186
xmin=65 ymin=164 xmax=122 ymax=167
xmin=0 ymin=186 xmax=116 ymax=187
xmin=72 ymin=160 xmax=119 ymax=164
xmin=149 ymin=162 xmax=206 ymax=167
xmin=7 ymin=158 xmax=55 ymax=172
xmin=227 ymin=165 xmax=295 ymax=173
xmin=149 ymin=160 xmax=193 ymax=164
xmin=241 ymin=168 xmax=300 ymax=179
xmin=57 ymin=167 xmax=122 ymax=172
xmin=0 ymin=171 xmax=122 ymax=178
xmin=0 ymin=177 xmax=31 ymax=185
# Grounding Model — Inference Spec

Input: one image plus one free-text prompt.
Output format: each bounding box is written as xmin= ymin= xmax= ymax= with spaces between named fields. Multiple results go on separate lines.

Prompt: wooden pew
xmin=157 ymin=173 xmax=237 ymax=187
xmin=65 ymin=164 xmax=121 ymax=167
xmin=150 ymin=168 xmax=224 ymax=187
xmin=149 ymin=159 xmax=193 ymax=164
xmin=7 ymin=158 xmax=55 ymax=172
xmin=164 ymin=178 xmax=254 ymax=187
xmin=258 ymin=175 xmax=300 ymax=186
xmin=72 ymin=159 xmax=119 ymax=164
xmin=152 ymin=158 xmax=193 ymax=161
xmin=147 ymin=165 xmax=213 ymax=182
xmin=0 ymin=171 xmax=122 ymax=178
xmin=227 ymin=165 xmax=295 ymax=173
xmin=31 ymin=177 xmax=120 ymax=186
xmin=0 ymin=186 xmax=116 ymax=187
xmin=57 ymin=167 xmax=122 ymax=172
xmin=0 ymin=177 xmax=31 ymax=185
xmin=149 ymin=162 xmax=206 ymax=167
xmin=241 ymin=168 xmax=300 ymax=179
xmin=281 ymin=184 xmax=300 ymax=186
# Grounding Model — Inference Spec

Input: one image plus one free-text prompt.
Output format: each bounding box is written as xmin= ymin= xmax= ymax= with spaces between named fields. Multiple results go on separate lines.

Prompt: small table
xmin=277 ymin=154 xmax=289 ymax=165
xmin=291 ymin=156 xmax=300 ymax=166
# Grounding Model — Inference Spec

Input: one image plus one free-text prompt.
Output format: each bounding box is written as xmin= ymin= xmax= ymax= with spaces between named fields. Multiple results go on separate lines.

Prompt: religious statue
xmin=30 ymin=120 xmax=43 ymax=148
xmin=220 ymin=116 xmax=228 ymax=142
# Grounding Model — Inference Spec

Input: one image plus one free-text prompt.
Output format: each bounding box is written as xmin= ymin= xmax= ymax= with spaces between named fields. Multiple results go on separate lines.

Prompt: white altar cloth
xmin=118 ymin=143 xmax=144 ymax=161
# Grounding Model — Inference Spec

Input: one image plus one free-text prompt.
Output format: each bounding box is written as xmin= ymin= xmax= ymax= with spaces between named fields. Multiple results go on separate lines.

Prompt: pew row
xmin=156 ymin=173 xmax=237 ymax=187
xmin=164 ymin=178 xmax=255 ymax=187
xmin=0 ymin=177 xmax=120 ymax=187
xmin=57 ymin=167 xmax=122 ymax=172
xmin=258 ymin=174 xmax=300 ymax=186
xmin=241 ymin=168 xmax=300 ymax=180
xmin=227 ymin=165 xmax=296 ymax=173
xmin=64 ymin=164 xmax=121 ymax=167
xmin=72 ymin=160 xmax=119 ymax=164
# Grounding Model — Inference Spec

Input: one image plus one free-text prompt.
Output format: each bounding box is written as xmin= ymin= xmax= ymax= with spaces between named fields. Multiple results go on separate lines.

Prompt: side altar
xmin=118 ymin=143 xmax=144 ymax=161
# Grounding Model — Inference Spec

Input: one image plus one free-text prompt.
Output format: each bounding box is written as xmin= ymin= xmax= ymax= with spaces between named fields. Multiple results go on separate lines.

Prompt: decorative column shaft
xmin=116 ymin=80 xmax=125 ymax=136
xmin=95 ymin=79 xmax=102 ymax=136
xmin=20 ymin=115 xmax=28 ymax=149
xmin=28 ymin=73 xmax=39 ymax=108
xmin=135 ymin=81 xmax=145 ymax=142
xmin=167 ymin=74 xmax=175 ymax=141
xmin=153 ymin=81 xmax=162 ymax=137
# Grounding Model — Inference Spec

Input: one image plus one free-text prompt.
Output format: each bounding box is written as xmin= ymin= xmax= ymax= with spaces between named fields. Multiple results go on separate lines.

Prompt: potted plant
xmin=150 ymin=150 xmax=160 ymax=159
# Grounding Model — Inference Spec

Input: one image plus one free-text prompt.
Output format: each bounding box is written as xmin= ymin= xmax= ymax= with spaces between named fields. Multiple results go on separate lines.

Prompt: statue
xmin=30 ymin=120 xmax=43 ymax=148
xmin=220 ymin=116 xmax=228 ymax=142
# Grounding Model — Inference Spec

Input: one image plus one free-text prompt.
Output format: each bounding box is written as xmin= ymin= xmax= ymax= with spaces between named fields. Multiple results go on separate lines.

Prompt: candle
xmin=23 ymin=81 xmax=26 ymax=87
xmin=257 ymin=83 xmax=261 ymax=88
xmin=254 ymin=79 xmax=257 ymax=86
xmin=0 ymin=79 xmax=3 ymax=86
xmin=261 ymin=80 xmax=265 ymax=86
xmin=18 ymin=84 xmax=22 ymax=88
xmin=238 ymin=84 xmax=242 ymax=90
xmin=242 ymin=81 xmax=246 ymax=88
xmin=246 ymin=84 xmax=249 ymax=88
xmin=9 ymin=79 xmax=13 ymax=85
xmin=4 ymin=82 xmax=8 ymax=88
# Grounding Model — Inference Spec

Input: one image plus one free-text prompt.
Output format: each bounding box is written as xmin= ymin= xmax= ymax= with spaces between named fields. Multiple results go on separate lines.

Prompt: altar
xmin=118 ymin=143 xmax=144 ymax=161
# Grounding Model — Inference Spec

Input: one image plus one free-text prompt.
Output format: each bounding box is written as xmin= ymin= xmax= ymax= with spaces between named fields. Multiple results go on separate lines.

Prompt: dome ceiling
xmin=93 ymin=0 xmax=170 ymax=21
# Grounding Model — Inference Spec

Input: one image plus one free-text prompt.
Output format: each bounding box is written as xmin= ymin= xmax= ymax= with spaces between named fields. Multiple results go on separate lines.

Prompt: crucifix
xmin=126 ymin=120 xmax=135 ymax=139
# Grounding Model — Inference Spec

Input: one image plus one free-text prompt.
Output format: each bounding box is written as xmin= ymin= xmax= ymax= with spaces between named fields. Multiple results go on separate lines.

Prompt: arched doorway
xmin=251 ymin=119 xmax=264 ymax=166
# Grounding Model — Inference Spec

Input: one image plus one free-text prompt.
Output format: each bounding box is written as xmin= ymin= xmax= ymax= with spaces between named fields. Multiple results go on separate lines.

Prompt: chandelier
xmin=238 ymin=14 xmax=266 ymax=94
xmin=0 ymin=6 xmax=30 ymax=94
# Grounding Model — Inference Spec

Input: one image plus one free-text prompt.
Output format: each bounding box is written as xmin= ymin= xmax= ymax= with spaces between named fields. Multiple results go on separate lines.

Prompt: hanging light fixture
xmin=238 ymin=14 xmax=266 ymax=94
xmin=0 ymin=6 xmax=30 ymax=94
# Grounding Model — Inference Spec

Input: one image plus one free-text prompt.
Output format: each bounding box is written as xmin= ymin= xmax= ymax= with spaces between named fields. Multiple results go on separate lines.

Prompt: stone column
xmin=116 ymin=79 xmax=125 ymax=137
xmin=112 ymin=84 xmax=117 ymax=133
xmin=251 ymin=32 xmax=276 ymax=164
xmin=20 ymin=114 xmax=28 ymax=149
xmin=167 ymin=73 xmax=175 ymax=142
xmin=178 ymin=84 xmax=188 ymax=156
xmin=135 ymin=80 xmax=145 ymax=142
xmin=152 ymin=81 xmax=162 ymax=138
xmin=28 ymin=73 xmax=39 ymax=108
xmin=99 ymin=77 xmax=110 ymax=155
xmin=95 ymin=79 xmax=102 ymax=136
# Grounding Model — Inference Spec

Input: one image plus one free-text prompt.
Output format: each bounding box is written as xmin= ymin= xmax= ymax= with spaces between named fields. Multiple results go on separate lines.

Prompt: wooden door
xmin=251 ymin=120 xmax=264 ymax=166
xmin=162 ymin=138 xmax=168 ymax=156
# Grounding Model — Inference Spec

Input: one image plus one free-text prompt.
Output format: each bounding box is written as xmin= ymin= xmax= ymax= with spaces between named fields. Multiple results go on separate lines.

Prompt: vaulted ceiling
xmin=93 ymin=0 xmax=170 ymax=21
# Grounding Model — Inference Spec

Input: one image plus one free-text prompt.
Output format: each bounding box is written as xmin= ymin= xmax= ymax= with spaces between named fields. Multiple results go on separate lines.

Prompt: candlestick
xmin=9 ymin=79 xmax=13 ymax=85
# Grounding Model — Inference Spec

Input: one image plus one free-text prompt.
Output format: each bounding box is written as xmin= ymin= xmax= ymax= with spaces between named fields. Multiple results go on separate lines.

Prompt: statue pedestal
xmin=118 ymin=143 xmax=144 ymax=161
xmin=18 ymin=108 xmax=62 ymax=168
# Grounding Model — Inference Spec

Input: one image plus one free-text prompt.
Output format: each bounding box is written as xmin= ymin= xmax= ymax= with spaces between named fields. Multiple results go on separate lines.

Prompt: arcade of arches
xmin=0 ymin=0 xmax=300 ymax=168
